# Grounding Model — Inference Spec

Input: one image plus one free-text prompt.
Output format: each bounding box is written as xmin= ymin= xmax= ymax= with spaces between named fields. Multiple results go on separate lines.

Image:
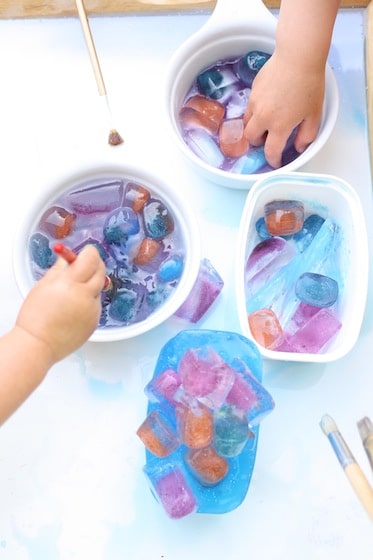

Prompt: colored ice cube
xmin=143 ymin=200 xmax=174 ymax=240
xmin=67 ymin=180 xmax=124 ymax=214
xmin=214 ymin=405 xmax=252 ymax=457
xmin=145 ymin=369 xmax=182 ymax=405
xmin=29 ymin=232 xmax=56 ymax=269
xmin=157 ymin=255 xmax=184 ymax=282
xmin=248 ymin=308 xmax=284 ymax=349
xmin=184 ymin=128 xmax=225 ymax=168
xmin=225 ymin=370 xmax=258 ymax=413
xmin=137 ymin=410 xmax=179 ymax=458
xmin=245 ymin=236 xmax=296 ymax=295
xmin=295 ymin=272 xmax=338 ymax=308
xmin=230 ymin=146 xmax=267 ymax=174
xmin=175 ymin=258 xmax=224 ymax=323
xmin=179 ymin=107 xmax=219 ymax=135
xmin=73 ymin=238 xmax=108 ymax=262
xmin=197 ymin=66 xmax=239 ymax=101
xmin=293 ymin=214 xmax=325 ymax=252
xmin=236 ymin=50 xmax=271 ymax=87
xmin=39 ymin=205 xmax=76 ymax=239
xmin=282 ymin=302 xmax=320 ymax=337
xmin=178 ymin=346 xmax=235 ymax=409
xmin=246 ymin=218 xmax=337 ymax=317
xmin=225 ymin=88 xmax=250 ymax=119
xmin=133 ymin=238 xmax=161 ymax=266
xmin=185 ymin=445 xmax=229 ymax=486
xmin=145 ymin=462 xmax=197 ymax=519
xmin=108 ymin=287 xmax=143 ymax=323
xmin=264 ymin=200 xmax=304 ymax=236
xmin=282 ymin=308 xmax=342 ymax=353
xmin=176 ymin=401 xmax=214 ymax=449
xmin=219 ymin=118 xmax=249 ymax=158
xmin=225 ymin=363 xmax=275 ymax=426
xmin=255 ymin=216 xmax=271 ymax=240
xmin=180 ymin=94 xmax=225 ymax=135
xmin=122 ymin=182 xmax=150 ymax=213
xmin=103 ymin=207 xmax=140 ymax=245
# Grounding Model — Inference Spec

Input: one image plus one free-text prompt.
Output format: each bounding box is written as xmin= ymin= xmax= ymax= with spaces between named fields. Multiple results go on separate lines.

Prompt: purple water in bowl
xmin=28 ymin=178 xmax=186 ymax=330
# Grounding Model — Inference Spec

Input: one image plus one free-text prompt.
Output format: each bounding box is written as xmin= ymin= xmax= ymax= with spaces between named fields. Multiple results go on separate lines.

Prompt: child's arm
xmin=0 ymin=244 xmax=105 ymax=425
xmin=244 ymin=0 xmax=340 ymax=168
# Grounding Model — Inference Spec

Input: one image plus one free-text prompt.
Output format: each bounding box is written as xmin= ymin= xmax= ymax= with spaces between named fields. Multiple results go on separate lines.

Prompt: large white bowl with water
xmin=165 ymin=0 xmax=339 ymax=190
xmin=12 ymin=159 xmax=201 ymax=342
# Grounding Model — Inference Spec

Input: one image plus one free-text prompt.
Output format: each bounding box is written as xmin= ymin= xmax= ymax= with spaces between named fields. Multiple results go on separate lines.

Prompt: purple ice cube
xmin=245 ymin=236 xmax=296 ymax=295
xmin=145 ymin=369 xmax=182 ymax=405
xmin=175 ymin=258 xmax=224 ymax=323
xmin=225 ymin=88 xmax=251 ymax=119
xmin=67 ymin=180 xmax=124 ymax=214
xmin=178 ymin=346 xmax=235 ymax=410
xmin=151 ymin=466 xmax=197 ymax=519
xmin=282 ymin=301 xmax=320 ymax=337
xmin=283 ymin=308 xmax=342 ymax=353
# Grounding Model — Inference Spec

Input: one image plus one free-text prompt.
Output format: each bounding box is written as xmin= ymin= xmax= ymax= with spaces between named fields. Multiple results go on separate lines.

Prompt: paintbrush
xmin=53 ymin=242 xmax=112 ymax=292
xmin=357 ymin=416 xmax=373 ymax=474
xmin=74 ymin=0 xmax=123 ymax=146
xmin=320 ymin=413 xmax=373 ymax=521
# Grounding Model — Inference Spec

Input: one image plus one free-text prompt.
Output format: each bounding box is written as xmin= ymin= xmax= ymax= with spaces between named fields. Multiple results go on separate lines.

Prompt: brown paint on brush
xmin=108 ymin=128 xmax=124 ymax=146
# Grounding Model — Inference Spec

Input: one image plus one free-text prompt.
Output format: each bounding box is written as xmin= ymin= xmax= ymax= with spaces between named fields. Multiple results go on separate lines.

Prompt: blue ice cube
xmin=295 ymin=272 xmax=339 ymax=308
xmin=197 ymin=66 xmax=239 ymax=101
xmin=231 ymin=146 xmax=267 ymax=175
xmin=293 ymin=214 xmax=325 ymax=252
xmin=236 ymin=50 xmax=271 ymax=87
xmin=29 ymin=233 xmax=56 ymax=269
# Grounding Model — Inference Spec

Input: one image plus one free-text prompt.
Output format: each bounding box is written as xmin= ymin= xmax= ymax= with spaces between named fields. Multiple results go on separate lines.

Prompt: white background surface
xmin=0 ymin=7 xmax=372 ymax=559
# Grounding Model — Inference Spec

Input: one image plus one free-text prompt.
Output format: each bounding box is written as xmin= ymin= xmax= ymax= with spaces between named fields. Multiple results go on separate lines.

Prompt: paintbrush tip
xmin=320 ymin=413 xmax=338 ymax=436
xmin=108 ymin=129 xmax=124 ymax=146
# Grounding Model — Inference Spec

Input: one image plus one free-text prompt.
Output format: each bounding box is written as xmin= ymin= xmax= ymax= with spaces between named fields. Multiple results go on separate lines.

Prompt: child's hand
xmin=243 ymin=51 xmax=325 ymax=169
xmin=16 ymin=244 xmax=106 ymax=363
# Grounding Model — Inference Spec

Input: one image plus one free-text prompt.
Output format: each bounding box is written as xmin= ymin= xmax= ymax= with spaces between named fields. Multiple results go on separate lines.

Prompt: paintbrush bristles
xmin=320 ymin=413 xmax=338 ymax=436
xmin=74 ymin=0 xmax=123 ymax=145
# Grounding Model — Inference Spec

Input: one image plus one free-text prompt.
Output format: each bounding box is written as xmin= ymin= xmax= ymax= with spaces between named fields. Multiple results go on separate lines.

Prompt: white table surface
xmin=0 ymin=8 xmax=373 ymax=559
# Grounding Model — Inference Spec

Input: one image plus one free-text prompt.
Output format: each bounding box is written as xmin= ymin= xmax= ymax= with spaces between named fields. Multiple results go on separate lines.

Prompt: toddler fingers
xmin=243 ymin=115 xmax=267 ymax=147
xmin=263 ymin=131 xmax=289 ymax=169
xmin=70 ymin=245 xmax=105 ymax=283
xmin=294 ymin=117 xmax=320 ymax=154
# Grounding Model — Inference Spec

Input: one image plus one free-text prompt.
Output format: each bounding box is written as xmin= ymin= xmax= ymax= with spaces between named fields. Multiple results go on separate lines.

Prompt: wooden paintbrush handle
xmin=75 ymin=0 xmax=107 ymax=96
xmin=345 ymin=462 xmax=373 ymax=520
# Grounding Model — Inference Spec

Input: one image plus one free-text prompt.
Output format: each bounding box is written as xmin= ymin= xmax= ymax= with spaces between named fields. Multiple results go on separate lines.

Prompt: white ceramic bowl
xmin=236 ymin=172 xmax=369 ymax=362
xmin=12 ymin=161 xmax=201 ymax=342
xmin=165 ymin=0 xmax=339 ymax=190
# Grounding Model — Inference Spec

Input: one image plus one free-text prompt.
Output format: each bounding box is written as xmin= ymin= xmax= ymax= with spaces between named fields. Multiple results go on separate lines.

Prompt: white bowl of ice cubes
xmin=165 ymin=0 xmax=339 ymax=190
xmin=12 ymin=160 xmax=201 ymax=342
xmin=235 ymin=171 xmax=369 ymax=362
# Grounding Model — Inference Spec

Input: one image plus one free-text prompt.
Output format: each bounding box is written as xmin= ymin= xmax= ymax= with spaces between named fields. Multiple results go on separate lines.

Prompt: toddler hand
xmin=16 ymin=244 xmax=106 ymax=363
